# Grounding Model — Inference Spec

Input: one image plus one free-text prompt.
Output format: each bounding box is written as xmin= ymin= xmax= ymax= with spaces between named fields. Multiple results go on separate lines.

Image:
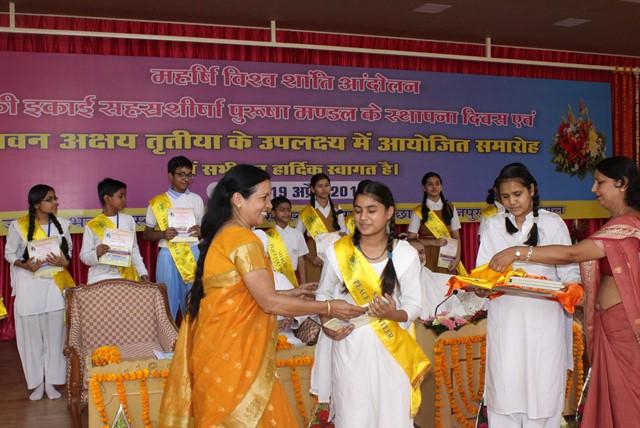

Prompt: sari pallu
xmin=159 ymin=226 xmax=297 ymax=428
xmin=579 ymin=214 xmax=640 ymax=428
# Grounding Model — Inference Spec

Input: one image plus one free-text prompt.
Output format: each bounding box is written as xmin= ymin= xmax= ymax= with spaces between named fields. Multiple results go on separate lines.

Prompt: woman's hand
xmin=489 ymin=247 xmax=518 ymax=272
xmin=96 ymin=244 xmax=110 ymax=258
xmin=322 ymin=324 xmax=354 ymax=341
xmin=280 ymin=283 xmax=317 ymax=300
xmin=328 ymin=299 xmax=367 ymax=320
xmin=46 ymin=252 xmax=69 ymax=268
xmin=367 ymin=293 xmax=397 ymax=319
xmin=18 ymin=258 xmax=44 ymax=273
xmin=312 ymin=256 xmax=324 ymax=267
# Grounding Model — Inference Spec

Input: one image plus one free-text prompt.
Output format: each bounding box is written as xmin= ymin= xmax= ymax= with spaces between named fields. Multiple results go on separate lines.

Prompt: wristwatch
xmin=515 ymin=248 xmax=522 ymax=260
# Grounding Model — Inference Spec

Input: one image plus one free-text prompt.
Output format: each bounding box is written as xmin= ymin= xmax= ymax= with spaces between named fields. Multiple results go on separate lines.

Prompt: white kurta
xmin=312 ymin=240 xmax=423 ymax=428
xmin=4 ymin=218 xmax=71 ymax=388
xmin=273 ymin=224 xmax=309 ymax=271
xmin=80 ymin=213 xmax=148 ymax=283
xmin=476 ymin=209 xmax=580 ymax=419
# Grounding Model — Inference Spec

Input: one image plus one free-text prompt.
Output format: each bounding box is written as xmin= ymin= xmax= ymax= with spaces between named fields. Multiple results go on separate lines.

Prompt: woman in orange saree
xmin=489 ymin=156 xmax=640 ymax=428
xmin=159 ymin=164 xmax=365 ymax=428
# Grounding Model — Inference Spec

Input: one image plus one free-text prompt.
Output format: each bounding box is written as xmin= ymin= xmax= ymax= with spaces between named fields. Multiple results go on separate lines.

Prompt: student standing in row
xmin=80 ymin=178 xmax=148 ymax=283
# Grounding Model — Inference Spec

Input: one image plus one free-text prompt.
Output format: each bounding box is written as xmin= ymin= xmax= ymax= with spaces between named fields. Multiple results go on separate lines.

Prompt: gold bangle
xmin=326 ymin=300 xmax=331 ymax=316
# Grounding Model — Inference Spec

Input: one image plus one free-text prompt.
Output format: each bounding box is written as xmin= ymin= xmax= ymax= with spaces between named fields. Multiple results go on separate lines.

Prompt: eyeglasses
xmin=42 ymin=196 xmax=59 ymax=203
xmin=173 ymin=172 xmax=194 ymax=180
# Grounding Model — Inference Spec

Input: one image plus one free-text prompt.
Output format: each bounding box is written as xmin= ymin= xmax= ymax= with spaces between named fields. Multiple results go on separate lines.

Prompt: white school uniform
xmin=476 ymin=209 xmax=580 ymax=424
xmin=80 ymin=213 xmax=148 ymax=283
xmin=144 ymin=190 xmax=204 ymax=249
xmin=312 ymin=240 xmax=423 ymax=428
xmin=273 ymin=224 xmax=309 ymax=271
xmin=295 ymin=202 xmax=347 ymax=236
xmin=4 ymin=218 xmax=71 ymax=389
xmin=407 ymin=198 xmax=462 ymax=234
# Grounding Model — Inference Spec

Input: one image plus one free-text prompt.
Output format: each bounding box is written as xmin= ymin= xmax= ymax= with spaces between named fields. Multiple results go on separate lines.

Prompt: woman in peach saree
xmin=489 ymin=157 xmax=640 ymax=428
xmin=159 ymin=164 xmax=365 ymax=428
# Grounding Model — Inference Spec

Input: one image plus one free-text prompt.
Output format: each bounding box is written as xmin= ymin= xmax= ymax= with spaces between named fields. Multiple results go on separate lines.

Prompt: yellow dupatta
xmin=265 ymin=227 xmax=298 ymax=287
xmin=334 ymin=236 xmax=430 ymax=416
xmin=413 ymin=205 xmax=467 ymax=275
xmin=298 ymin=205 xmax=329 ymax=239
xmin=86 ymin=214 xmax=139 ymax=281
xmin=345 ymin=213 xmax=356 ymax=235
xmin=16 ymin=215 xmax=75 ymax=291
xmin=149 ymin=193 xmax=197 ymax=283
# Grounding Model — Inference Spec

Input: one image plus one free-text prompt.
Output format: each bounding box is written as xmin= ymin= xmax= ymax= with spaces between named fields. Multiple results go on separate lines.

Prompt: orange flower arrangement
xmin=277 ymin=335 xmax=294 ymax=351
xmin=276 ymin=353 xmax=315 ymax=423
xmin=89 ymin=368 xmax=170 ymax=428
xmin=91 ymin=345 xmax=121 ymax=367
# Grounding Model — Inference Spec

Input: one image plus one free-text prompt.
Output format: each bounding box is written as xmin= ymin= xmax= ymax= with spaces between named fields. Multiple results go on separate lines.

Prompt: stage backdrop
xmin=0 ymin=51 xmax=612 ymax=233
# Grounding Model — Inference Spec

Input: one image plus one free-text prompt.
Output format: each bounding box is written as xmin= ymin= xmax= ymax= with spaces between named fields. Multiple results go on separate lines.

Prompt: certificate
xmin=168 ymin=208 xmax=198 ymax=243
xmin=437 ymin=238 xmax=458 ymax=269
xmin=99 ymin=228 xmax=134 ymax=268
xmin=27 ymin=237 xmax=63 ymax=277
xmin=323 ymin=314 xmax=371 ymax=332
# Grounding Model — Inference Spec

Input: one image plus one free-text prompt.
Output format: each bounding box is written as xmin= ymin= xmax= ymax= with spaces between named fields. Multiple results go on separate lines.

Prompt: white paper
xmin=153 ymin=349 xmax=174 ymax=360
xmin=323 ymin=314 xmax=371 ymax=332
xmin=99 ymin=228 xmax=134 ymax=268
xmin=168 ymin=208 xmax=198 ymax=243
xmin=315 ymin=231 xmax=341 ymax=257
xmin=437 ymin=238 xmax=458 ymax=269
xmin=27 ymin=237 xmax=63 ymax=277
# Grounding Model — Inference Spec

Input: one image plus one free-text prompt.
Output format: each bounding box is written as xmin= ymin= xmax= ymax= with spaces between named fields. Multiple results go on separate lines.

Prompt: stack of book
xmin=493 ymin=276 xmax=565 ymax=298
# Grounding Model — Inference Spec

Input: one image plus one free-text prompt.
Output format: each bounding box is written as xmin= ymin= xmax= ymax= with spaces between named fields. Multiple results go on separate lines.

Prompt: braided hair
xmin=187 ymin=164 xmax=270 ymax=319
xmin=21 ymin=184 xmax=70 ymax=261
xmin=496 ymin=163 xmax=540 ymax=246
xmin=309 ymin=173 xmax=340 ymax=231
xmin=421 ymin=172 xmax=454 ymax=226
xmin=351 ymin=181 xmax=399 ymax=296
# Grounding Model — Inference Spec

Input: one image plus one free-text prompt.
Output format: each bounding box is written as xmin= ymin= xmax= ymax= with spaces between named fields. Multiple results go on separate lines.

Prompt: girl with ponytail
xmin=159 ymin=165 xmax=364 ymax=428
xmin=312 ymin=180 xmax=427 ymax=427
xmin=4 ymin=184 xmax=74 ymax=400
xmin=295 ymin=173 xmax=347 ymax=282
xmin=475 ymin=163 xmax=581 ymax=427
xmin=407 ymin=172 xmax=463 ymax=273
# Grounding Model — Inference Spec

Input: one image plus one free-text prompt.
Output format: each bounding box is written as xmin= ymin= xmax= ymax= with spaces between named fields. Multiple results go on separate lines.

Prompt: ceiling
xmin=2 ymin=0 xmax=640 ymax=57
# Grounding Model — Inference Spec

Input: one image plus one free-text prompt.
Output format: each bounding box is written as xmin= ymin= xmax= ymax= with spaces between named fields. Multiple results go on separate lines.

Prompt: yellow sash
xmin=265 ymin=226 xmax=298 ymax=287
xmin=480 ymin=204 xmax=498 ymax=219
xmin=299 ymin=205 xmax=329 ymax=239
xmin=0 ymin=297 xmax=7 ymax=320
xmin=345 ymin=213 xmax=356 ymax=235
xmin=149 ymin=193 xmax=196 ymax=284
xmin=334 ymin=236 xmax=430 ymax=416
xmin=413 ymin=205 xmax=467 ymax=275
xmin=86 ymin=214 xmax=139 ymax=281
xmin=16 ymin=215 xmax=75 ymax=291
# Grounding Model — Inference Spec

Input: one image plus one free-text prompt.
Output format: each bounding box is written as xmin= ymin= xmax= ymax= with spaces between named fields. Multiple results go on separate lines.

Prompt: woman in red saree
xmin=158 ymin=165 xmax=364 ymax=428
xmin=489 ymin=156 xmax=640 ymax=428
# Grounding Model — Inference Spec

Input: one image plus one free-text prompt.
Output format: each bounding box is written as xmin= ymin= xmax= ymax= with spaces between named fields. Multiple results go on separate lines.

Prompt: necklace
xmin=357 ymin=243 xmax=387 ymax=261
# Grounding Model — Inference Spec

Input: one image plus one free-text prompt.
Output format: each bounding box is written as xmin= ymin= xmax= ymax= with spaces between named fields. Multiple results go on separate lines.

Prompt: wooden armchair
xmin=64 ymin=280 xmax=178 ymax=428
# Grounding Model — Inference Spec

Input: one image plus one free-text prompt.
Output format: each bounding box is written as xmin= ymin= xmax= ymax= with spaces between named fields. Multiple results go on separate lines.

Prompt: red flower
xmin=317 ymin=409 xmax=330 ymax=423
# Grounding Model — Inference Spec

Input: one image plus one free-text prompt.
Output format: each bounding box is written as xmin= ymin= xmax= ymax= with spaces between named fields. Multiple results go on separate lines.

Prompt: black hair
xmin=420 ymin=172 xmax=453 ymax=226
xmin=495 ymin=163 xmax=540 ymax=246
xmin=187 ymin=164 xmax=270 ymax=319
xmin=352 ymin=181 xmax=399 ymax=296
xmin=97 ymin=178 xmax=126 ymax=206
xmin=21 ymin=184 xmax=70 ymax=261
xmin=167 ymin=156 xmax=193 ymax=174
xmin=271 ymin=196 xmax=291 ymax=210
xmin=595 ymin=156 xmax=640 ymax=210
xmin=309 ymin=173 xmax=340 ymax=231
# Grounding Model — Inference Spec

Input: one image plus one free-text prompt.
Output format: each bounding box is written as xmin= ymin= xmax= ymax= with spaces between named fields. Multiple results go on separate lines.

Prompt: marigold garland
xmin=89 ymin=368 xmax=170 ymax=428
xmin=277 ymin=335 xmax=294 ymax=351
xmin=91 ymin=345 xmax=121 ymax=367
xmin=276 ymin=354 xmax=314 ymax=424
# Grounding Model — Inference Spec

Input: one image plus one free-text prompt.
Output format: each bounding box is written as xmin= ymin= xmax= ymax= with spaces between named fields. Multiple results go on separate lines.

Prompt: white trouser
xmin=488 ymin=409 xmax=563 ymax=428
xmin=14 ymin=309 xmax=66 ymax=389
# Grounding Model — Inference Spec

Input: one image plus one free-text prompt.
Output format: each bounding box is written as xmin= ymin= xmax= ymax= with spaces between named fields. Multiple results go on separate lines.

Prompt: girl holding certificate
xmin=80 ymin=178 xmax=149 ymax=283
xmin=314 ymin=181 xmax=429 ymax=427
xmin=296 ymin=173 xmax=347 ymax=282
xmin=4 ymin=184 xmax=74 ymax=400
xmin=476 ymin=163 xmax=581 ymax=427
xmin=407 ymin=172 xmax=463 ymax=273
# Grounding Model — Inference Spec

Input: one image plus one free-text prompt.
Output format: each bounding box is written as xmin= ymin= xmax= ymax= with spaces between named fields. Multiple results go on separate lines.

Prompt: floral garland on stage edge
xmin=423 ymin=310 xmax=487 ymax=336
xmin=276 ymin=335 xmax=317 ymax=427
xmin=551 ymin=100 xmax=605 ymax=179
xmin=89 ymin=368 xmax=169 ymax=428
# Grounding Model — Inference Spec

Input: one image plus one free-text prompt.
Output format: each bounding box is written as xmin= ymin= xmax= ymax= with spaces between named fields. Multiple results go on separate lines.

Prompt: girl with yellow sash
xmin=80 ymin=178 xmax=148 ymax=283
xmin=4 ymin=184 xmax=74 ymax=400
xmin=158 ymin=165 xmax=364 ymax=428
xmin=296 ymin=173 xmax=347 ymax=282
xmin=407 ymin=172 xmax=463 ymax=273
xmin=313 ymin=181 xmax=429 ymax=427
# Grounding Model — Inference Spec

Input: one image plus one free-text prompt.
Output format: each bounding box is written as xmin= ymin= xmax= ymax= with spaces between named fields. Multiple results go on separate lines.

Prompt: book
xmin=99 ymin=228 xmax=134 ymax=268
xmin=27 ymin=237 xmax=63 ymax=278
xmin=437 ymin=238 xmax=458 ymax=269
xmin=168 ymin=208 xmax=198 ymax=243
